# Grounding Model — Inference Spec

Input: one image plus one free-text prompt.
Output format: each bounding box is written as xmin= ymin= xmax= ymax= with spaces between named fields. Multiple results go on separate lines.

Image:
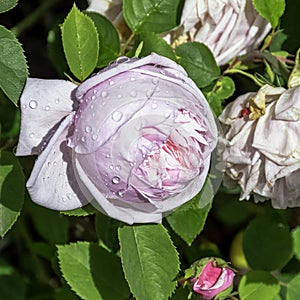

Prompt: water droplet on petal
xmin=53 ymin=161 xmax=57 ymax=166
xmin=81 ymin=136 xmax=86 ymax=142
xmin=29 ymin=100 xmax=38 ymax=109
xmin=117 ymin=94 xmax=122 ymax=99
xmin=109 ymin=165 xmax=114 ymax=170
xmin=131 ymin=77 xmax=136 ymax=81
xmin=151 ymin=102 xmax=158 ymax=109
xmin=45 ymin=105 xmax=50 ymax=111
xmin=22 ymin=104 xmax=27 ymax=109
xmin=93 ymin=89 xmax=97 ymax=94
xmin=91 ymin=95 xmax=96 ymax=100
xmin=101 ymin=91 xmax=108 ymax=98
xmin=112 ymin=111 xmax=123 ymax=122
xmin=112 ymin=176 xmax=120 ymax=184
xmin=117 ymin=189 xmax=126 ymax=197
xmin=92 ymin=134 xmax=98 ymax=141
xmin=47 ymin=161 xmax=51 ymax=167
xmin=130 ymin=91 xmax=137 ymax=97
xmin=152 ymin=78 xmax=159 ymax=85
xmin=105 ymin=154 xmax=110 ymax=158
xmin=85 ymin=126 xmax=92 ymax=133
xmin=146 ymin=90 xmax=153 ymax=98
xmin=62 ymin=197 xmax=66 ymax=202
xmin=115 ymin=165 xmax=121 ymax=171
xmin=109 ymin=80 xmax=115 ymax=86
xmin=29 ymin=132 xmax=35 ymax=138
xmin=67 ymin=193 xmax=72 ymax=200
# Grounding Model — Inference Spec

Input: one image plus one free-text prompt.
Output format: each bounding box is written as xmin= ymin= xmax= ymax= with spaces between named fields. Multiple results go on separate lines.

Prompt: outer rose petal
xmin=26 ymin=113 xmax=92 ymax=210
xmin=16 ymin=78 xmax=77 ymax=156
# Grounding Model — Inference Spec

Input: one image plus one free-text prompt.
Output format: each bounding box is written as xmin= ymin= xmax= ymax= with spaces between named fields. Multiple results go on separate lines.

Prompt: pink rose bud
xmin=218 ymin=84 xmax=300 ymax=209
xmin=186 ymin=258 xmax=235 ymax=300
xmin=16 ymin=54 xmax=217 ymax=224
xmin=178 ymin=0 xmax=271 ymax=65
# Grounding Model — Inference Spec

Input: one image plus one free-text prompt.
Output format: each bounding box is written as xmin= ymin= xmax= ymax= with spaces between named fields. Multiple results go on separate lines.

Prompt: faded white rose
xmin=179 ymin=0 xmax=271 ymax=65
xmin=218 ymin=84 xmax=300 ymax=209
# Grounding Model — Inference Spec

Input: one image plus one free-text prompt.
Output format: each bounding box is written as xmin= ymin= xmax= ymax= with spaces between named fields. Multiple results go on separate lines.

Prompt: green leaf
xmin=95 ymin=213 xmax=120 ymax=253
xmin=238 ymin=270 xmax=280 ymax=300
xmin=61 ymin=4 xmax=99 ymax=81
xmin=136 ymin=32 xmax=175 ymax=60
xmin=57 ymin=242 xmax=130 ymax=300
xmin=252 ymin=0 xmax=285 ymax=28
xmin=292 ymin=227 xmax=300 ymax=261
xmin=204 ymin=76 xmax=235 ymax=116
xmin=0 ymin=25 xmax=28 ymax=106
xmin=61 ymin=203 xmax=97 ymax=217
xmin=286 ymin=273 xmax=300 ymax=300
xmin=243 ymin=215 xmax=293 ymax=271
xmin=166 ymin=179 xmax=214 ymax=246
xmin=0 ymin=151 xmax=24 ymax=238
xmin=175 ymin=42 xmax=220 ymax=88
xmin=0 ymin=0 xmax=17 ymax=13
xmin=119 ymin=224 xmax=179 ymax=300
xmin=85 ymin=12 xmax=120 ymax=68
xmin=30 ymin=203 xmax=69 ymax=244
xmin=123 ymin=0 xmax=182 ymax=33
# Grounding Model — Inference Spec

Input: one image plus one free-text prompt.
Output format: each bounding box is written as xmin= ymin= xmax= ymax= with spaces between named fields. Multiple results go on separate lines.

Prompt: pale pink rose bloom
xmin=218 ymin=84 xmax=300 ymax=209
xmin=180 ymin=0 xmax=271 ymax=65
xmin=16 ymin=54 xmax=217 ymax=224
xmin=190 ymin=259 xmax=235 ymax=300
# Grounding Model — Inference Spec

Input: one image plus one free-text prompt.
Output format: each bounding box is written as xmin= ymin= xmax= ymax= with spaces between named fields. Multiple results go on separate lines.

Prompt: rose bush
xmin=178 ymin=0 xmax=271 ymax=65
xmin=16 ymin=53 xmax=217 ymax=224
xmin=185 ymin=258 xmax=235 ymax=300
xmin=87 ymin=0 xmax=271 ymax=66
xmin=218 ymin=84 xmax=300 ymax=209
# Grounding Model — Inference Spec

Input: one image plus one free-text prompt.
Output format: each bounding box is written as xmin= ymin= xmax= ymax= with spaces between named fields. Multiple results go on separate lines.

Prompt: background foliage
xmin=1 ymin=0 xmax=300 ymax=299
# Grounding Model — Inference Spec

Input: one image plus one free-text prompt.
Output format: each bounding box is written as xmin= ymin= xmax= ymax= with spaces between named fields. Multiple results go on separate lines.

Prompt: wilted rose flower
xmin=178 ymin=0 xmax=271 ymax=65
xmin=218 ymin=84 xmax=300 ymax=209
xmin=16 ymin=53 xmax=217 ymax=224
xmin=185 ymin=258 xmax=235 ymax=300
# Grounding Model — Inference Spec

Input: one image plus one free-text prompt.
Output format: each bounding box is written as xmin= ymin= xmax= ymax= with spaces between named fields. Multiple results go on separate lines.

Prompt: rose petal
xmin=16 ymin=78 xmax=76 ymax=156
xmin=26 ymin=113 xmax=92 ymax=210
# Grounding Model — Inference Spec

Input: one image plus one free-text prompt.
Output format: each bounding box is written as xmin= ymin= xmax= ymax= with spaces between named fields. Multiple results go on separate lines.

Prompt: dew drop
xmin=81 ymin=136 xmax=86 ymax=142
xmin=117 ymin=94 xmax=122 ymax=99
xmin=109 ymin=80 xmax=115 ymax=86
xmin=130 ymin=90 xmax=137 ymax=97
xmin=45 ymin=105 xmax=50 ymax=111
xmin=67 ymin=193 xmax=72 ymax=200
xmin=109 ymin=165 xmax=114 ymax=170
xmin=29 ymin=100 xmax=38 ymax=109
xmin=115 ymin=165 xmax=121 ymax=171
xmin=22 ymin=104 xmax=27 ymax=109
xmin=62 ymin=197 xmax=66 ymax=202
xmin=101 ymin=91 xmax=108 ymax=98
xmin=131 ymin=77 xmax=136 ymax=81
xmin=29 ymin=132 xmax=35 ymax=138
xmin=152 ymin=78 xmax=159 ymax=85
xmin=105 ymin=154 xmax=110 ymax=158
xmin=90 ymin=104 xmax=94 ymax=110
xmin=117 ymin=189 xmax=126 ymax=197
xmin=151 ymin=102 xmax=158 ymax=109
xmin=112 ymin=111 xmax=123 ymax=122
xmin=93 ymin=89 xmax=97 ymax=94
xmin=146 ymin=90 xmax=153 ymax=98
xmin=47 ymin=161 xmax=51 ymax=167
xmin=53 ymin=161 xmax=58 ymax=166
xmin=112 ymin=176 xmax=120 ymax=184
xmin=85 ymin=126 xmax=92 ymax=133
xmin=92 ymin=134 xmax=98 ymax=141
xmin=55 ymin=99 xmax=60 ymax=104
xmin=91 ymin=95 xmax=96 ymax=100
